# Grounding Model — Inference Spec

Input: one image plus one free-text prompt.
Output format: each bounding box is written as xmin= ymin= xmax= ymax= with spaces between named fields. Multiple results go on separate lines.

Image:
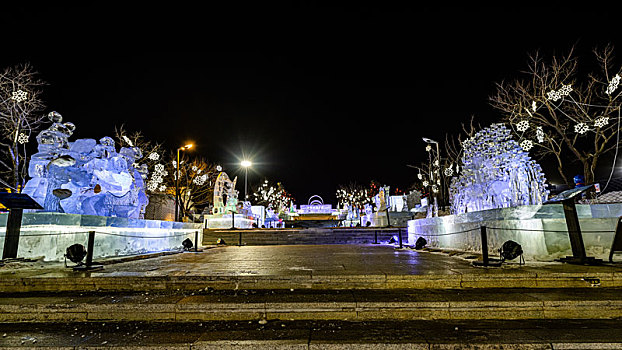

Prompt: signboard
xmin=544 ymin=185 xmax=593 ymax=204
xmin=0 ymin=192 xmax=43 ymax=209
xmin=299 ymin=204 xmax=333 ymax=214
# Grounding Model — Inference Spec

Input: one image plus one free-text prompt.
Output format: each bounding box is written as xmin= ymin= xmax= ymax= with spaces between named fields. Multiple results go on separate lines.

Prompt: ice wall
xmin=22 ymin=112 xmax=148 ymax=219
xmin=0 ymin=212 xmax=202 ymax=261
xmin=407 ymin=204 xmax=622 ymax=261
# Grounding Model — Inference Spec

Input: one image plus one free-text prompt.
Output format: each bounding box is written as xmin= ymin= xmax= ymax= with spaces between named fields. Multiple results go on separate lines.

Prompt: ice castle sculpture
xmin=21 ymin=112 xmax=149 ymax=219
xmin=449 ymin=123 xmax=548 ymax=214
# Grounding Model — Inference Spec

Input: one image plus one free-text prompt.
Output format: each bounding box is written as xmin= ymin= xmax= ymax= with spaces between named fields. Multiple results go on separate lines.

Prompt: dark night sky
xmin=3 ymin=3 xmax=621 ymax=204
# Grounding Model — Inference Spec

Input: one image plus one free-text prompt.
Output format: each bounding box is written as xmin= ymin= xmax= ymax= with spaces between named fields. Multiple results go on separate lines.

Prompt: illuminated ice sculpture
xmin=211 ymin=171 xmax=239 ymax=215
xmin=22 ymin=112 xmax=149 ymax=219
xmin=449 ymin=123 xmax=548 ymax=214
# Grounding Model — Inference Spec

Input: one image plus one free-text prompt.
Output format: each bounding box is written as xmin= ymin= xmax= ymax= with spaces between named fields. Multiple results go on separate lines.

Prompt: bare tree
xmin=252 ymin=179 xmax=294 ymax=213
xmin=336 ymin=182 xmax=369 ymax=213
xmin=490 ymin=45 xmax=622 ymax=186
xmin=162 ymin=154 xmax=219 ymax=221
xmin=0 ymin=64 xmax=46 ymax=191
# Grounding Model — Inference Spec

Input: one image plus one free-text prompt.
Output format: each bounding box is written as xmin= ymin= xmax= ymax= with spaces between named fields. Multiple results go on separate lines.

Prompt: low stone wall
xmin=407 ymin=204 xmax=622 ymax=261
xmin=203 ymin=227 xmax=407 ymax=246
xmin=0 ymin=212 xmax=203 ymax=261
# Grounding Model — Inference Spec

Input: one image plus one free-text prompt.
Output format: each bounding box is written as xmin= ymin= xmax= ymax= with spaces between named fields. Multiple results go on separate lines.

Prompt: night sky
xmin=3 ymin=3 xmax=621 ymax=204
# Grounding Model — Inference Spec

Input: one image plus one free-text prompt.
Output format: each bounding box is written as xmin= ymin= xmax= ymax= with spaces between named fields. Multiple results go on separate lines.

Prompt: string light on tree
xmin=574 ymin=122 xmax=589 ymax=135
xmin=11 ymin=89 xmax=28 ymax=102
xmin=606 ymin=74 xmax=620 ymax=95
xmin=17 ymin=133 xmax=28 ymax=144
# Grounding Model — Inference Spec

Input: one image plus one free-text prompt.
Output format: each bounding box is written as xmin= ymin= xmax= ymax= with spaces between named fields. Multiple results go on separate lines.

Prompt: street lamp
xmin=241 ymin=160 xmax=252 ymax=201
xmin=422 ymin=137 xmax=443 ymax=212
xmin=175 ymin=143 xmax=193 ymax=222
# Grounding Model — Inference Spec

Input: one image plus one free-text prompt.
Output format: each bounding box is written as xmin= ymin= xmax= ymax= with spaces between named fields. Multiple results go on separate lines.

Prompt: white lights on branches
xmin=606 ymin=74 xmax=620 ymax=95
xmin=516 ymin=120 xmax=530 ymax=132
xmin=547 ymin=84 xmax=572 ymax=102
xmin=148 ymin=152 xmax=160 ymax=161
xmin=536 ymin=127 xmax=545 ymax=143
xmin=17 ymin=133 xmax=29 ymax=144
xmin=594 ymin=116 xmax=610 ymax=128
xmin=520 ymin=139 xmax=533 ymax=151
xmin=574 ymin=122 xmax=589 ymax=134
xmin=11 ymin=89 xmax=28 ymax=102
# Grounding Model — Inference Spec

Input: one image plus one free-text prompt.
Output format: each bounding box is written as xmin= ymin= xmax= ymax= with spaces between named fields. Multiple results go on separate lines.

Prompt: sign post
xmin=0 ymin=193 xmax=43 ymax=260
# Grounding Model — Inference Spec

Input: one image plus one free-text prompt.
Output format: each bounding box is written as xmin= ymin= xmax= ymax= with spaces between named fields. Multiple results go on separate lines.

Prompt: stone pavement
xmin=1 ymin=244 xmax=622 ymax=292
xmin=2 ymin=319 xmax=622 ymax=349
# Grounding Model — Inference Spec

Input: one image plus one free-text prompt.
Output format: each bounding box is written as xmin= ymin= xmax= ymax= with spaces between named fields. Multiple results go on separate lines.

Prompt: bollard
xmin=373 ymin=230 xmax=379 ymax=244
xmin=194 ymin=231 xmax=199 ymax=252
xmin=85 ymin=231 xmax=95 ymax=267
xmin=239 ymin=230 xmax=243 ymax=246
xmin=480 ymin=226 xmax=488 ymax=266
xmin=398 ymin=228 xmax=403 ymax=248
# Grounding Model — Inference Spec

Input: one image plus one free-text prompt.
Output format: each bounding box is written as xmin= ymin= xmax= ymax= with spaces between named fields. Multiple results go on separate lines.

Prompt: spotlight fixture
xmin=499 ymin=240 xmax=524 ymax=265
xmin=216 ymin=238 xmax=226 ymax=245
xmin=182 ymin=238 xmax=194 ymax=250
xmin=414 ymin=237 xmax=427 ymax=250
xmin=65 ymin=244 xmax=87 ymax=264
xmin=388 ymin=236 xmax=398 ymax=244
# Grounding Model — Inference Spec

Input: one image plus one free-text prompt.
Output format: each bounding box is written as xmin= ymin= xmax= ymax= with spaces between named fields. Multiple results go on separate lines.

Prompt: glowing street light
xmin=241 ymin=160 xmax=252 ymax=201
xmin=175 ymin=143 xmax=193 ymax=222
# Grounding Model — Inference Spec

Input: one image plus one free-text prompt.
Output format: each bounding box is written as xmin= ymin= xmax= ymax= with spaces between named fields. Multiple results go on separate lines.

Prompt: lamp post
xmin=175 ymin=143 xmax=193 ymax=222
xmin=422 ymin=137 xmax=443 ymax=212
xmin=241 ymin=160 xmax=252 ymax=202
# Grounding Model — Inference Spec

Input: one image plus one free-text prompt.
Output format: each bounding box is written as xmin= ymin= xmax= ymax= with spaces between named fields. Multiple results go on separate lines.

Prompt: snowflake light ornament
xmin=547 ymin=90 xmax=561 ymax=101
xmin=520 ymin=139 xmax=533 ymax=151
xmin=425 ymin=145 xmax=432 ymax=152
xmin=574 ymin=122 xmax=589 ymax=135
xmin=559 ymin=84 xmax=572 ymax=96
xmin=536 ymin=127 xmax=545 ymax=143
xmin=191 ymin=165 xmax=198 ymax=172
xmin=606 ymin=74 xmax=620 ymax=95
xmin=17 ymin=133 xmax=28 ymax=144
xmin=594 ymin=116 xmax=610 ymax=128
xmin=11 ymin=90 xmax=28 ymax=103
xmin=444 ymin=166 xmax=454 ymax=177
xmin=417 ymin=173 xmax=423 ymax=180
xmin=422 ymin=180 xmax=429 ymax=187
xmin=532 ymin=101 xmax=537 ymax=112
xmin=154 ymin=163 xmax=164 ymax=173
xmin=516 ymin=120 xmax=530 ymax=132
xmin=159 ymin=185 xmax=167 ymax=192
xmin=148 ymin=152 xmax=160 ymax=161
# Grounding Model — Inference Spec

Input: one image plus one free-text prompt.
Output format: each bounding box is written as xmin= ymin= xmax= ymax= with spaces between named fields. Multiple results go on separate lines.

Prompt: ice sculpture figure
xmin=212 ymin=171 xmax=239 ymax=215
xmin=22 ymin=112 xmax=149 ymax=219
xmin=449 ymin=123 xmax=548 ymax=214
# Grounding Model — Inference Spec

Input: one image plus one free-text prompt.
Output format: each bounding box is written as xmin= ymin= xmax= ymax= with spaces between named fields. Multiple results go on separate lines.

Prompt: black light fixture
xmin=182 ymin=238 xmax=194 ymax=250
xmin=414 ymin=237 xmax=427 ymax=250
xmin=499 ymin=240 xmax=524 ymax=265
xmin=216 ymin=238 xmax=226 ymax=245
xmin=65 ymin=244 xmax=87 ymax=265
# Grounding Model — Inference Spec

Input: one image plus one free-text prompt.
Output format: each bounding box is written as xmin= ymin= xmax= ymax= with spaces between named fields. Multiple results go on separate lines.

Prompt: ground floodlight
xmin=182 ymin=238 xmax=194 ymax=250
xmin=499 ymin=240 xmax=524 ymax=264
xmin=415 ymin=237 xmax=427 ymax=250
xmin=216 ymin=238 xmax=226 ymax=245
xmin=65 ymin=244 xmax=87 ymax=264
xmin=388 ymin=235 xmax=398 ymax=244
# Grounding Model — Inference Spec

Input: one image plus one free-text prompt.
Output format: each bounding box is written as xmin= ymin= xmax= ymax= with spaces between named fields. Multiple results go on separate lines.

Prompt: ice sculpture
xmin=22 ymin=112 xmax=149 ymax=219
xmin=449 ymin=123 xmax=548 ymax=214
xmin=211 ymin=171 xmax=239 ymax=215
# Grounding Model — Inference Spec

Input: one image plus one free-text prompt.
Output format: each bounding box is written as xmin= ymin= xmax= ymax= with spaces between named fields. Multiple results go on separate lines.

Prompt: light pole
xmin=241 ymin=160 xmax=252 ymax=202
xmin=422 ymin=137 xmax=443 ymax=212
xmin=175 ymin=143 xmax=193 ymax=222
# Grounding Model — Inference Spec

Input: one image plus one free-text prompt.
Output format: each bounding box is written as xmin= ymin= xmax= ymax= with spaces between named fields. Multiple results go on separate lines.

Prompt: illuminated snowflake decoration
xmin=516 ymin=120 xmax=530 ymax=132
xmin=172 ymin=160 xmax=177 ymax=169
xmin=122 ymin=135 xmax=133 ymax=147
xmin=520 ymin=139 xmax=533 ymax=151
xmin=148 ymin=152 xmax=160 ymax=161
xmin=444 ymin=166 xmax=454 ymax=177
xmin=154 ymin=163 xmax=165 ymax=173
xmin=146 ymin=181 xmax=158 ymax=192
xmin=433 ymin=160 xmax=439 ymax=167
xmin=159 ymin=185 xmax=167 ymax=192
xmin=536 ymin=127 xmax=545 ymax=143
xmin=192 ymin=174 xmax=208 ymax=186
xmin=606 ymin=74 xmax=620 ymax=95
xmin=594 ymin=116 xmax=610 ymax=128
xmin=417 ymin=173 xmax=423 ymax=180
xmin=11 ymin=89 xmax=28 ymax=102
xmin=546 ymin=84 xmax=572 ymax=102
xmin=17 ymin=133 xmax=29 ymax=144
xmin=216 ymin=165 xmax=222 ymax=172
xmin=547 ymin=90 xmax=561 ymax=101
xmin=191 ymin=165 xmax=198 ymax=172
xmin=431 ymin=185 xmax=438 ymax=193
xmin=422 ymin=180 xmax=429 ymax=187
xmin=532 ymin=101 xmax=537 ymax=112
xmin=425 ymin=145 xmax=432 ymax=152
xmin=574 ymin=122 xmax=589 ymax=135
